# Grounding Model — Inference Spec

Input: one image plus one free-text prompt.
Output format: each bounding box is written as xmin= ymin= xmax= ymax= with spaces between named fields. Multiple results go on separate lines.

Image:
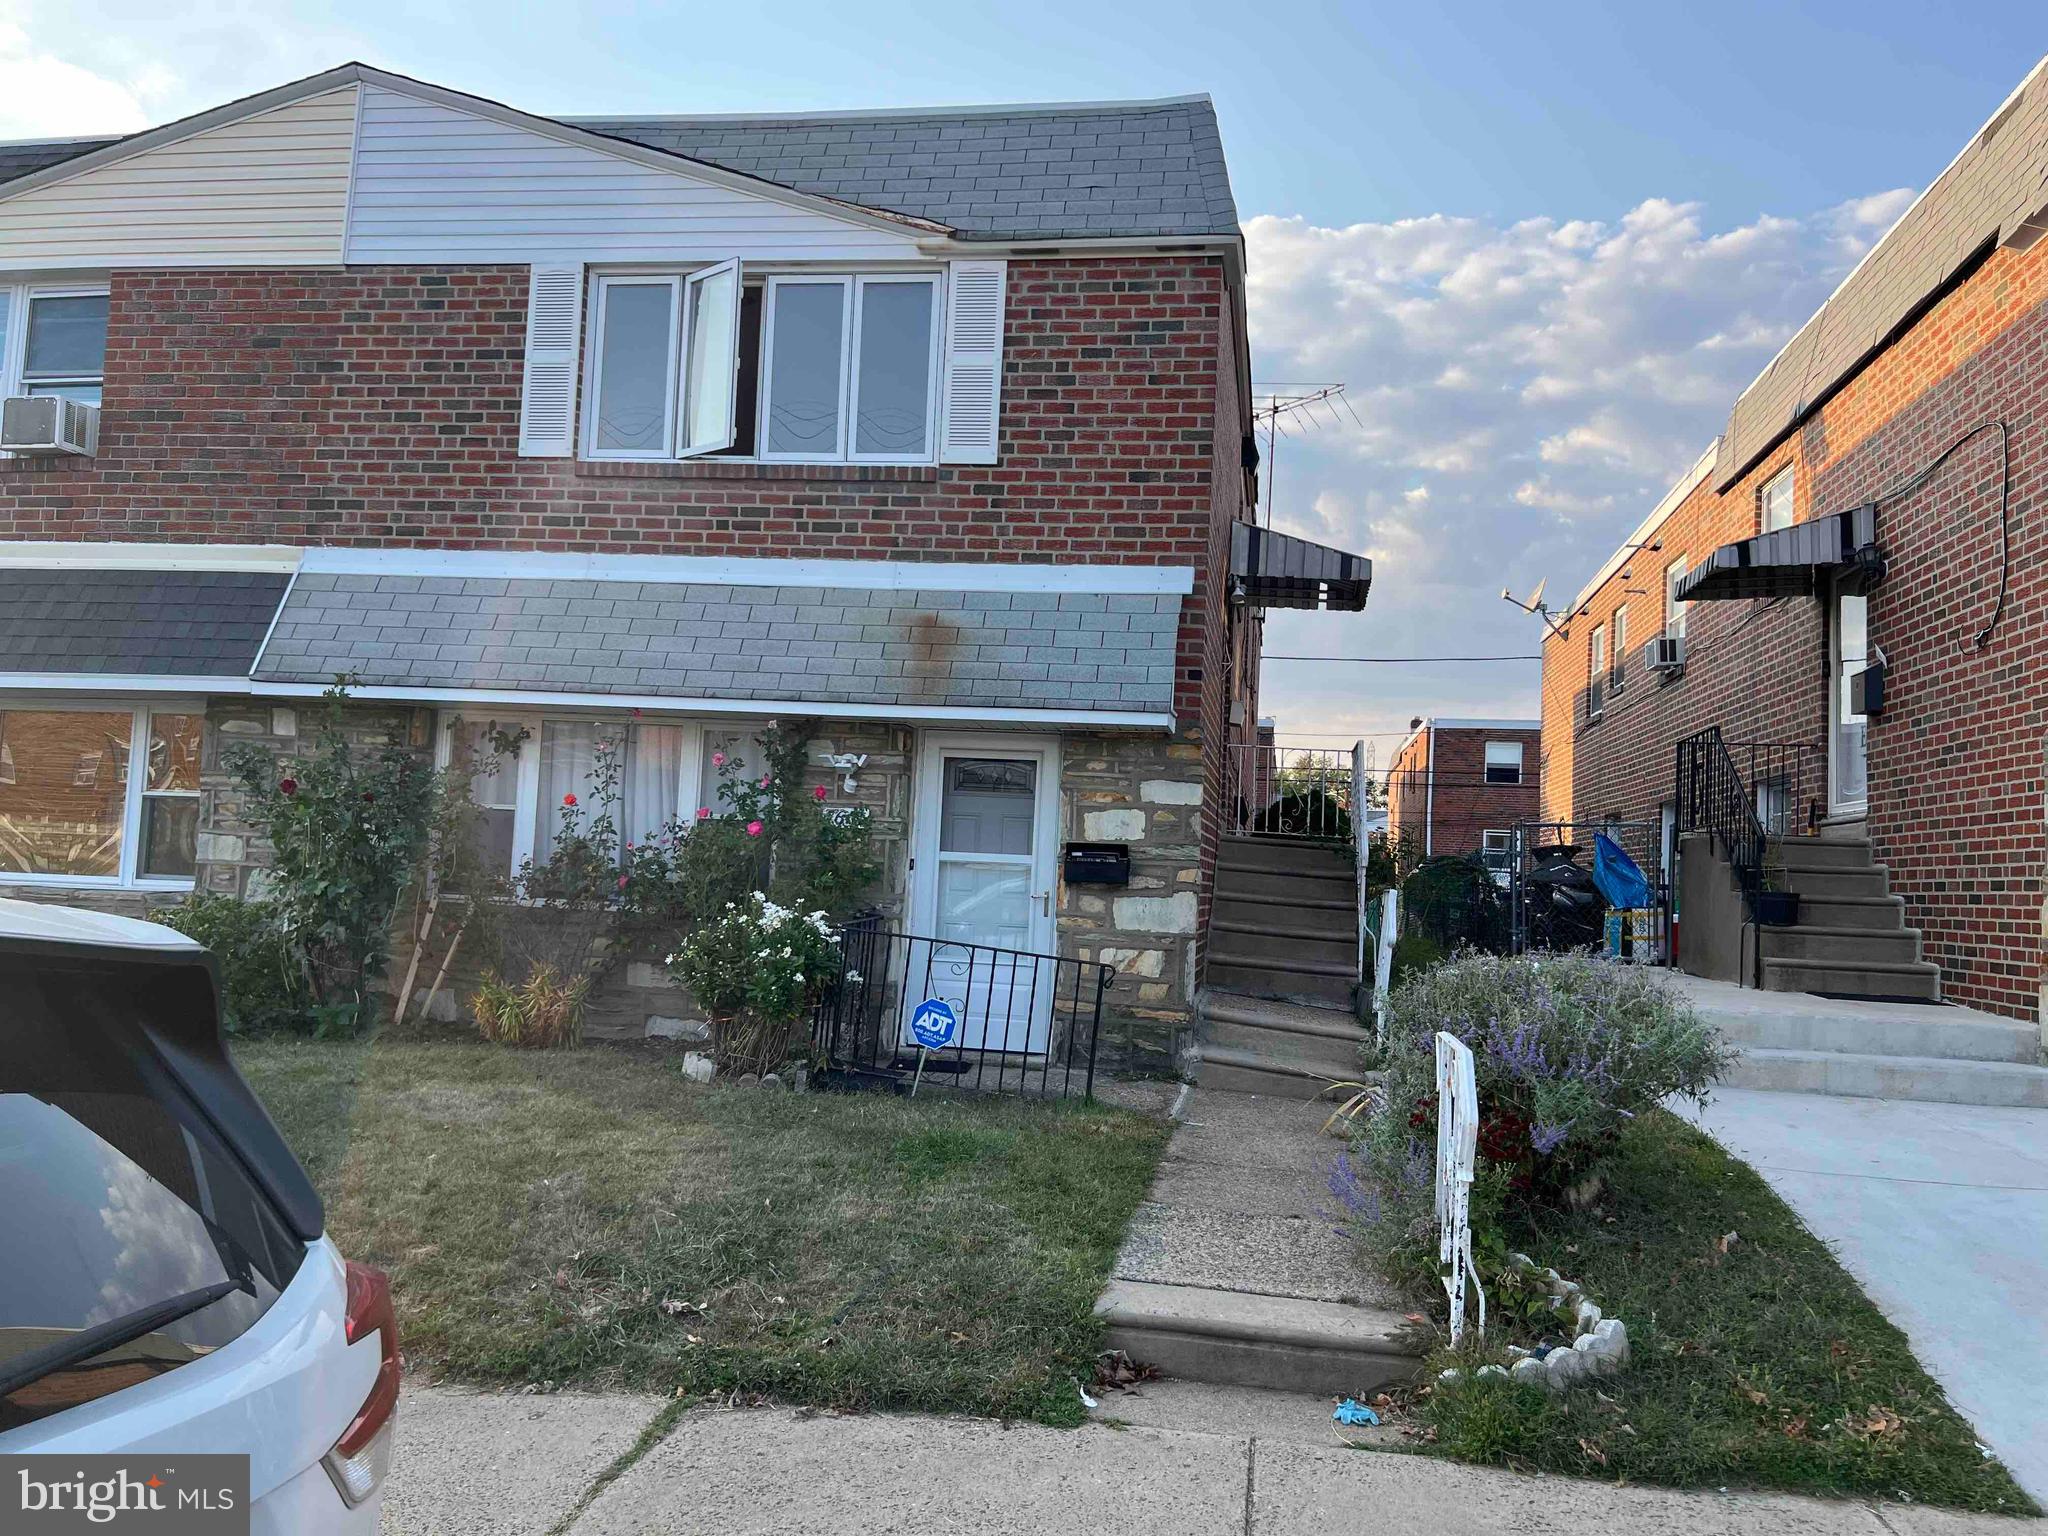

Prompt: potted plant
xmin=1755 ymin=853 xmax=1800 ymax=927
xmin=666 ymin=892 xmax=844 ymax=1077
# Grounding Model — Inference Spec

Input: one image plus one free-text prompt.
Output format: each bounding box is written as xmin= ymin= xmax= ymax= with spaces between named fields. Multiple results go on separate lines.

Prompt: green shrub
xmin=152 ymin=892 xmax=312 ymax=1034
xmin=666 ymin=892 xmax=842 ymax=1075
xmin=1345 ymin=951 xmax=1731 ymax=1278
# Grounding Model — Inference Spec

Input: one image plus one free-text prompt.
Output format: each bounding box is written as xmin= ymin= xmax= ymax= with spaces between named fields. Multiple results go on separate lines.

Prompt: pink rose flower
xmin=711 ymin=752 xmax=726 ymax=768
xmin=617 ymin=875 xmax=628 ymax=890
xmin=696 ymin=807 xmax=712 ymax=820
xmin=813 ymin=784 xmax=828 ymax=801
xmin=759 ymin=775 xmax=771 ymax=789
xmin=746 ymin=820 xmax=763 ymax=838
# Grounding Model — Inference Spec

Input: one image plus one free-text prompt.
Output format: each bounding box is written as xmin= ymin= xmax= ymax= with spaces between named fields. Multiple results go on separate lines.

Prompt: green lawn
xmin=1418 ymin=1109 xmax=2035 ymax=1514
xmin=233 ymin=1035 xmax=1171 ymax=1426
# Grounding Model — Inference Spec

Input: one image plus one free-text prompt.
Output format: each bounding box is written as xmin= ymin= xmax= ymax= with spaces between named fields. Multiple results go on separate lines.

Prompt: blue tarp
xmin=1592 ymin=833 xmax=1651 ymax=910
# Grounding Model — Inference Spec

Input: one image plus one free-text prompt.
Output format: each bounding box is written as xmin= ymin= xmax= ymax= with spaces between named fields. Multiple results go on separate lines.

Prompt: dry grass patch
xmin=234 ymin=1036 xmax=1170 ymax=1425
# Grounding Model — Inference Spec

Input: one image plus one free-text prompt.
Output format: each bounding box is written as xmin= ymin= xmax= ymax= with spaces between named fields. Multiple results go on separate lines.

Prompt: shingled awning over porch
xmin=1229 ymin=523 xmax=1371 ymax=612
xmin=1674 ymin=504 xmax=1880 ymax=603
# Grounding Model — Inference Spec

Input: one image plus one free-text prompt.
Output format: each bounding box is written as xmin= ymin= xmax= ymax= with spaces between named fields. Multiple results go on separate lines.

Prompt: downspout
xmin=1424 ymin=721 xmax=1436 ymax=859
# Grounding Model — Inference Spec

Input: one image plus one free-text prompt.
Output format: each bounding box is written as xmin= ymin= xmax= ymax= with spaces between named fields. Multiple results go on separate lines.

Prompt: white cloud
xmin=1245 ymin=189 xmax=1903 ymax=745
xmin=0 ymin=20 xmax=153 ymax=136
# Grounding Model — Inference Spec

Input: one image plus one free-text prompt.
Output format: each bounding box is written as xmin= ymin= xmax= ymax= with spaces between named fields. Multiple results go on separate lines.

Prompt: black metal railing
xmin=1675 ymin=726 xmax=1767 ymax=966
xmin=810 ymin=915 xmax=1114 ymax=1101
xmin=1725 ymin=739 xmax=1826 ymax=837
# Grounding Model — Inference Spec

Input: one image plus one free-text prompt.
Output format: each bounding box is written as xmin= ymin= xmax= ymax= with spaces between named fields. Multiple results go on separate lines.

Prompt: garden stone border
xmin=1438 ymin=1252 xmax=1631 ymax=1395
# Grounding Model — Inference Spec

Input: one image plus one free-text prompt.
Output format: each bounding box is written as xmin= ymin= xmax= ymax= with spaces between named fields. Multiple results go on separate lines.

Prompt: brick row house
xmin=0 ymin=63 xmax=1370 ymax=1065
xmin=1386 ymin=717 xmax=1541 ymax=881
xmin=1541 ymin=57 xmax=2048 ymax=1028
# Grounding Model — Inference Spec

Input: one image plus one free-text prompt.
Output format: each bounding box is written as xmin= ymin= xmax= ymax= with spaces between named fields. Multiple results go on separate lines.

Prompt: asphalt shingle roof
xmin=254 ymin=573 xmax=1181 ymax=716
xmin=0 ymin=94 xmax=1237 ymax=242
xmin=0 ymin=569 xmax=290 ymax=676
xmin=568 ymin=97 xmax=1240 ymax=239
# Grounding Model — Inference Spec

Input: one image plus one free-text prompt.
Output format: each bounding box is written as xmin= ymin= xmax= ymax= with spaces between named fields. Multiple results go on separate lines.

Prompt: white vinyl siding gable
xmin=346 ymin=86 xmax=925 ymax=265
xmin=0 ymin=88 xmax=356 ymax=271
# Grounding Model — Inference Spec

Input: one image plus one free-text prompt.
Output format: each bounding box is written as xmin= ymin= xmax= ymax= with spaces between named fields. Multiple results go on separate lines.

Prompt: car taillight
xmin=321 ymin=1260 xmax=399 ymax=1508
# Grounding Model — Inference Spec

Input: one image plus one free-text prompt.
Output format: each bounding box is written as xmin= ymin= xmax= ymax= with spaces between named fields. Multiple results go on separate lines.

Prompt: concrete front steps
xmin=1205 ymin=834 xmax=1359 ymax=1008
xmin=1667 ymin=972 xmax=2048 ymax=1107
xmin=1195 ymin=990 xmax=1371 ymax=1100
xmin=1761 ymin=834 xmax=1942 ymax=1002
xmin=1095 ymin=1087 xmax=1421 ymax=1399
xmin=1094 ymin=1280 xmax=1417 ymax=1398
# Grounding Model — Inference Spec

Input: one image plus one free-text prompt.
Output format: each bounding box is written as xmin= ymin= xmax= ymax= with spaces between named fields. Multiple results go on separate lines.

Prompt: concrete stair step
xmin=1094 ymin=1279 xmax=1419 ymax=1397
xmin=1762 ymin=956 xmax=1941 ymax=1001
xmin=1723 ymin=1048 xmax=2048 ymax=1107
xmin=1779 ymin=864 xmax=1891 ymax=898
xmin=1206 ymin=952 xmax=1358 ymax=1009
xmin=1711 ymin=1000 xmax=2038 ymax=1063
xmin=1202 ymin=1018 xmax=1363 ymax=1075
xmin=1211 ymin=893 xmax=1357 ymax=938
xmin=1217 ymin=835 xmax=1354 ymax=876
xmin=1202 ymin=990 xmax=1365 ymax=1041
xmin=1768 ymin=836 xmax=1873 ymax=869
xmin=1195 ymin=1043 xmax=1356 ymax=1098
xmin=1759 ymin=924 xmax=1923 ymax=965
xmin=1212 ymin=866 xmax=1354 ymax=902
xmin=1208 ymin=922 xmax=1356 ymax=968
xmin=1791 ymin=893 xmax=1910 ymax=931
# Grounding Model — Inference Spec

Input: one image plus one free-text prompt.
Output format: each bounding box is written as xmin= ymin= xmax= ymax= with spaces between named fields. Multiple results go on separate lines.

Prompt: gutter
xmin=1425 ymin=721 xmax=1436 ymax=859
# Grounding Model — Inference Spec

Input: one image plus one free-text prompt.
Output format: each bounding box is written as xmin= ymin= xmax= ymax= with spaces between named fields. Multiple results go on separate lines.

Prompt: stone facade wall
xmin=1059 ymin=730 xmax=1205 ymax=1072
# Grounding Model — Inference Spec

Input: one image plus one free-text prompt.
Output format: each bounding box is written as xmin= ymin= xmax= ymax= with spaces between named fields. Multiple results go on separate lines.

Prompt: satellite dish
xmin=1527 ymin=576 xmax=1547 ymax=611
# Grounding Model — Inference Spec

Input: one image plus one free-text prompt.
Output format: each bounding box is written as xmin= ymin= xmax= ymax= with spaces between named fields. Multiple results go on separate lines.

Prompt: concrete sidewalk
xmin=380 ymin=1383 xmax=2039 ymax=1534
xmin=1693 ymin=1088 xmax=2048 ymax=1505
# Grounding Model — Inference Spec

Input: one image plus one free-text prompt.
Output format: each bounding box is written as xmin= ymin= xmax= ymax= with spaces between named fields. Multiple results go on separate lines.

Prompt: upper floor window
xmin=1609 ymin=606 xmax=1628 ymax=692
xmin=1587 ymin=624 xmax=1607 ymax=719
xmin=583 ymin=265 xmax=941 ymax=466
xmin=1483 ymin=741 xmax=1523 ymax=785
xmin=0 ymin=286 xmax=109 ymax=407
xmin=1663 ymin=557 xmax=1688 ymax=639
xmin=1759 ymin=465 xmax=1794 ymax=533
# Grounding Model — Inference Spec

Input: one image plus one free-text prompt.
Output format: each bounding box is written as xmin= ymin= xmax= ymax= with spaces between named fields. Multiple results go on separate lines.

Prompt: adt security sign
xmin=910 ymin=996 xmax=959 ymax=1051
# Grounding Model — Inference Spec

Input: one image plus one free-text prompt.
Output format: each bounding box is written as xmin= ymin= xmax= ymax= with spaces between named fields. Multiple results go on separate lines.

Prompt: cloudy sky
xmin=2 ymin=0 xmax=2039 ymax=758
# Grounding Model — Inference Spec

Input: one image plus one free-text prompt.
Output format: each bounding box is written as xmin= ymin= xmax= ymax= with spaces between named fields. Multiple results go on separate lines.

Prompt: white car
xmin=0 ymin=901 xmax=396 ymax=1532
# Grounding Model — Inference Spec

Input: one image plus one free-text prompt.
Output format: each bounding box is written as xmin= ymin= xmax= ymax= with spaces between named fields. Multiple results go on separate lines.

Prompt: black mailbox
xmin=1849 ymin=661 xmax=1885 ymax=717
xmin=1063 ymin=842 xmax=1131 ymax=885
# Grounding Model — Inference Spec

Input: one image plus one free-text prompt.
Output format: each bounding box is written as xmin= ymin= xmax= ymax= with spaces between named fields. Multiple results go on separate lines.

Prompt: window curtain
xmin=624 ymin=725 xmax=683 ymax=841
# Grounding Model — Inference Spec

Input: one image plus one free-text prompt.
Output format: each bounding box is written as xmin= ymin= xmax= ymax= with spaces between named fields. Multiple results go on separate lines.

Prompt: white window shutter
xmin=939 ymin=259 xmax=1006 ymax=465
xmin=518 ymin=263 xmax=584 ymax=458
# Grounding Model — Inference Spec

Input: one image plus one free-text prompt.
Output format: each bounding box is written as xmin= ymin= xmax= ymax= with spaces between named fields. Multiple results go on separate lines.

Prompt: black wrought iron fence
xmin=810 ymin=915 xmax=1114 ymax=1101
xmin=1676 ymin=725 xmax=1766 ymax=923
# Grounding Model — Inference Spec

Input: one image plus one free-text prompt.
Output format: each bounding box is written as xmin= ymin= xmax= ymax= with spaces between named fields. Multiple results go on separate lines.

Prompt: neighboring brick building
xmin=0 ymin=64 xmax=1370 ymax=1065
xmin=1541 ymin=58 xmax=2048 ymax=1024
xmin=1387 ymin=717 xmax=1541 ymax=877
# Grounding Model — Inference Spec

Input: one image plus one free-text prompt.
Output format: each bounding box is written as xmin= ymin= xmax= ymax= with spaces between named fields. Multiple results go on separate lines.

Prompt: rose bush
xmin=665 ymin=892 xmax=843 ymax=1075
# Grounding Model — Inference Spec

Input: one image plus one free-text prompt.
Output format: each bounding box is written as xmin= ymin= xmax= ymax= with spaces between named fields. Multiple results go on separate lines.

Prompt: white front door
xmin=906 ymin=734 xmax=1060 ymax=1054
xmin=1829 ymin=585 xmax=1869 ymax=815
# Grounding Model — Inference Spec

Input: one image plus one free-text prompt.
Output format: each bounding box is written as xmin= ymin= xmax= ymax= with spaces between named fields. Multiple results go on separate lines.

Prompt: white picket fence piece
xmin=1435 ymin=1030 xmax=1486 ymax=1345
xmin=1372 ymin=889 xmax=1399 ymax=1041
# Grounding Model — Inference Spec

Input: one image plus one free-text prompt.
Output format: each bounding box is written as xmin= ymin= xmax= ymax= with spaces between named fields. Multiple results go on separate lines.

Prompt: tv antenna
xmin=1251 ymin=382 xmax=1359 ymax=526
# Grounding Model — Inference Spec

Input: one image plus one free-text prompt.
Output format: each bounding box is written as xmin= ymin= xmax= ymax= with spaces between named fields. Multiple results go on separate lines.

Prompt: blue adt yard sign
xmin=910 ymin=996 xmax=959 ymax=1050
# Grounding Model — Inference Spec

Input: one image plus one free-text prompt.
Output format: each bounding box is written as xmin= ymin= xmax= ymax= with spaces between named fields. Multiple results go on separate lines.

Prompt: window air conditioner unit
xmin=1647 ymin=634 xmax=1686 ymax=672
xmin=1 ymin=396 xmax=99 ymax=456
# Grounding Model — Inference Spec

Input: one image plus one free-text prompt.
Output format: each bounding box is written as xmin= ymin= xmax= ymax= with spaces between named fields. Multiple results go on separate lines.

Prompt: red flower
xmin=813 ymin=784 xmax=829 ymax=801
xmin=562 ymin=793 xmax=578 ymax=807
xmin=746 ymin=820 xmax=763 ymax=838
xmin=696 ymin=807 xmax=712 ymax=820
xmin=362 ymin=792 xmax=376 ymax=804
xmin=278 ymin=778 xmax=298 ymax=796
xmin=617 ymin=875 xmax=629 ymax=890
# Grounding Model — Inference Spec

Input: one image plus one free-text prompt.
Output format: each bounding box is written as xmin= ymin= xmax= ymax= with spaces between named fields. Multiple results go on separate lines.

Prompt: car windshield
xmin=0 ymin=961 xmax=302 ymax=1432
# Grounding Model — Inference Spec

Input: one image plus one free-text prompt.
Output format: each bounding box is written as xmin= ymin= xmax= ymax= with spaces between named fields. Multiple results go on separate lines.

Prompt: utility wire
xmin=1263 ymin=653 xmax=1543 ymax=663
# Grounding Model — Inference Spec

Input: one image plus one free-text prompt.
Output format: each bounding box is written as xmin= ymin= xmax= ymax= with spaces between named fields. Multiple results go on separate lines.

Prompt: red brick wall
xmin=1390 ymin=725 xmax=1541 ymax=860
xmin=0 ymin=255 xmax=1231 ymax=732
xmin=1542 ymin=239 xmax=2048 ymax=1020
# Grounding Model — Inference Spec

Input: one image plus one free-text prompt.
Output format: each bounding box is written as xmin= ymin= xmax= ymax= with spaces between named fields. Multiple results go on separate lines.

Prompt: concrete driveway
xmin=1693 ymin=1089 xmax=2048 ymax=1504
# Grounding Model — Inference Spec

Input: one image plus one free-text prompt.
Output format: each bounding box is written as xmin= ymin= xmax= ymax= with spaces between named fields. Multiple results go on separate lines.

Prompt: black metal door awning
xmin=1674 ymin=504 xmax=1878 ymax=602
xmin=1230 ymin=523 xmax=1372 ymax=612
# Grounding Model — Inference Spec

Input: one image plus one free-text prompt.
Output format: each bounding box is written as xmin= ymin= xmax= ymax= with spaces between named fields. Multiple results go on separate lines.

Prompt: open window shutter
xmin=518 ymin=263 xmax=584 ymax=458
xmin=939 ymin=259 xmax=1006 ymax=465
xmin=678 ymin=259 xmax=741 ymax=459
